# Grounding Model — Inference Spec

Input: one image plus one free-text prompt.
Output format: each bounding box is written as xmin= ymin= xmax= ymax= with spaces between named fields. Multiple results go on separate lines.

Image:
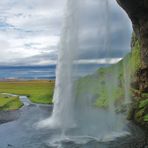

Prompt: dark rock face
xmin=132 ymin=67 xmax=148 ymax=93
xmin=116 ymin=0 xmax=148 ymax=132
xmin=117 ymin=0 xmax=148 ymax=68
xmin=137 ymin=68 xmax=148 ymax=93
xmin=116 ymin=0 xmax=148 ymax=103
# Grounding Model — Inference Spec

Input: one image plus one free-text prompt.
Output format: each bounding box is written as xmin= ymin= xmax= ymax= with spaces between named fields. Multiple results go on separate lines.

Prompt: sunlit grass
xmin=0 ymin=94 xmax=23 ymax=110
xmin=0 ymin=80 xmax=55 ymax=110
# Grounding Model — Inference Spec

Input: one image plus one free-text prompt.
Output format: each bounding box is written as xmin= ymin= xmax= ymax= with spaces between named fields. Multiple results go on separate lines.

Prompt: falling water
xmin=37 ymin=0 xmax=130 ymax=143
xmin=123 ymin=59 xmax=131 ymax=104
xmin=50 ymin=0 xmax=79 ymax=129
xmin=37 ymin=0 xmax=79 ymax=130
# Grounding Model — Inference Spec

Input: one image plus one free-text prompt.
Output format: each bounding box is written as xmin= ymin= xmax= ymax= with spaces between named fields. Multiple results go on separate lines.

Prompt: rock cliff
xmin=117 ymin=0 xmax=148 ymax=130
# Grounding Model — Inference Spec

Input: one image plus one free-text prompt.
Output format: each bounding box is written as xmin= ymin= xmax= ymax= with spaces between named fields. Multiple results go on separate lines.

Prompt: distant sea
xmin=0 ymin=64 xmax=106 ymax=80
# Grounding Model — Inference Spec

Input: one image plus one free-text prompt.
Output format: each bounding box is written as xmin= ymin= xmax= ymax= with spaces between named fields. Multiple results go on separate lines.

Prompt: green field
xmin=0 ymin=80 xmax=55 ymax=110
xmin=0 ymin=93 xmax=23 ymax=111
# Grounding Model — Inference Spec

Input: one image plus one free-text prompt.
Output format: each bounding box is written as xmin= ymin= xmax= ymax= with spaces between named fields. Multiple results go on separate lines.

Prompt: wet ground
xmin=0 ymin=98 xmax=148 ymax=148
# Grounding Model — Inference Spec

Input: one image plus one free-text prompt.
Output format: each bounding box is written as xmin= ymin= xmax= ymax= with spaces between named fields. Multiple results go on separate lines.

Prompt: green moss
xmin=76 ymin=33 xmax=141 ymax=110
xmin=131 ymin=93 xmax=148 ymax=126
xmin=143 ymin=93 xmax=148 ymax=98
xmin=95 ymin=89 xmax=108 ymax=108
xmin=130 ymin=40 xmax=141 ymax=73
xmin=95 ymin=99 xmax=107 ymax=108
xmin=135 ymin=108 xmax=145 ymax=122
xmin=139 ymin=99 xmax=148 ymax=109
xmin=144 ymin=114 xmax=148 ymax=122
xmin=76 ymin=33 xmax=148 ymax=127
xmin=77 ymin=63 xmax=125 ymax=108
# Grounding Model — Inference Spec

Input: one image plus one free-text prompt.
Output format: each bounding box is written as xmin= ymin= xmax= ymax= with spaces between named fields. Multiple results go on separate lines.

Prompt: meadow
xmin=0 ymin=80 xmax=54 ymax=110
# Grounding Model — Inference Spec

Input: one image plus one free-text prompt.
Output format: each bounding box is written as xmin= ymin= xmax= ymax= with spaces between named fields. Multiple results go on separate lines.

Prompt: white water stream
xmin=37 ymin=0 xmax=130 ymax=144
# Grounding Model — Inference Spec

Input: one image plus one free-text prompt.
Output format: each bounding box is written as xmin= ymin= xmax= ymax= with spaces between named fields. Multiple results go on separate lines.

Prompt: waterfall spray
xmin=50 ymin=0 xmax=79 ymax=129
xmin=37 ymin=0 xmax=130 ymax=142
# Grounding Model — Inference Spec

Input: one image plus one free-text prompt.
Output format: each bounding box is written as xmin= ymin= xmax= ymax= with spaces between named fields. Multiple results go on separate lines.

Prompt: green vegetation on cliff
xmin=134 ymin=94 xmax=148 ymax=127
xmin=77 ymin=33 xmax=148 ymax=128
xmin=76 ymin=33 xmax=141 ymax=109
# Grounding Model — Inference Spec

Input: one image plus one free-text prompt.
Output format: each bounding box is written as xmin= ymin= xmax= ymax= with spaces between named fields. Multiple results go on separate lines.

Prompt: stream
xmin=0 ymin=95 xmax=147 ymax=148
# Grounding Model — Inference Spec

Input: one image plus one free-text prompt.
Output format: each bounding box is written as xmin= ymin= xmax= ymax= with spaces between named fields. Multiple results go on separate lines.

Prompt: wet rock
xmin=116 ymin=0 xmax=148 ymax=131
xmin=137 ymin=68 xmax=148 ymax=93
xmin=8 ymin=144 xmax=14 ymax=147
xmin=0 ymin=110 xmax=20 ymax=124
xmin=117 ymin=0 xmax=148 ymax=68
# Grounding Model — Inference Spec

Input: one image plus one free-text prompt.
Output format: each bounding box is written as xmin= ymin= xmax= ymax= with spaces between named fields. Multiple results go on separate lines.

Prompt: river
xmin=0 ymin=95 xmax=147 ymax=148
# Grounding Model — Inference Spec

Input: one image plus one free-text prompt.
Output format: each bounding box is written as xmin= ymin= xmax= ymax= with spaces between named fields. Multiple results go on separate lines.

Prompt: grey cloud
xmin=0 ymin=0 xmax=132 ymax=66
xmin=0 ymin=51 xmax=57 ymax=66
xmin=76 ymin=0 xmax=132 ymax=60
xmin=78 ymin=47 xmax=128 ymax=60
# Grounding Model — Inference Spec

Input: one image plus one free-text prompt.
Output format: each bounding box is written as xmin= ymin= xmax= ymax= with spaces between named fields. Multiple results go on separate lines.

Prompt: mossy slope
xmin=76 ymin=33 xmax=148 ymax=128
xmin=76 ymin=33 xmax=141 ymax=110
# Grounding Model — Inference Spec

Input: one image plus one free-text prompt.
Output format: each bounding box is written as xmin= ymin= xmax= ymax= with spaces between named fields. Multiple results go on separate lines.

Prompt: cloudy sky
xmin=0 ymin=0 xmax=132 ymax=66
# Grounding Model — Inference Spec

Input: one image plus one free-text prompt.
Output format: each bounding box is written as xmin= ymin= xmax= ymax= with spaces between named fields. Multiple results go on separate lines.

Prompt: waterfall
xmin=37 ymin=0 xmax=79 ymax=130
xmin=37 ymin=0 xmax=130 ymax=142
xmin=50 ymin=0 xmax=79 ymax=129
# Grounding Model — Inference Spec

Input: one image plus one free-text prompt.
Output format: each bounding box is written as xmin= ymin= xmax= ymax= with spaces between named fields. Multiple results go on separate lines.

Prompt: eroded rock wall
xmin=117 ymin=0 xmax=148 ymax=68
xmin=116 ymin=0 xmax=148 ymax=130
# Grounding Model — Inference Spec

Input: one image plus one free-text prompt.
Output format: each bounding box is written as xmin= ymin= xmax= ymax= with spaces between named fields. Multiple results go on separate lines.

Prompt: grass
xmin=137 ymin=95 xmax=148 ymax=123
xmin=76 ymin=68 xmax=124 ymax=108
xmin=0 ymin=94 xmax=23 ymax=111
xmin=144 ymin=114 xmax=148 ymax=122
xmin=139 ymin=99 xmax=148 ymax=109
xmin=76 ymin=34 xmax=148 ymax=128
xmin=76 ymin=33 xmax=141 ymax=108
xmin=0 ymin=80 xmax=55 ymax=110
xmin=76 ymin=57 xmax=130 ymax=108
